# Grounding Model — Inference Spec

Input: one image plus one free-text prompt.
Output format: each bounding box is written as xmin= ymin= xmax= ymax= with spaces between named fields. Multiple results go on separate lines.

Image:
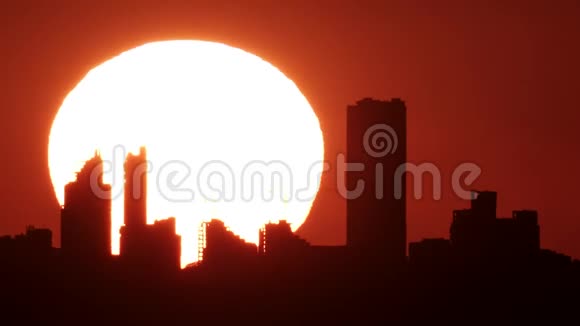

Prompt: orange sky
xmin=1 ymin=0 xmax=579 ymax=259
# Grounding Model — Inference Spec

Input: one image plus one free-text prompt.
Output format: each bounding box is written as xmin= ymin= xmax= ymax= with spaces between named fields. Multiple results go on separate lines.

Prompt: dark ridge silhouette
xmin=0 ymin=98 xmax=578 ymax=323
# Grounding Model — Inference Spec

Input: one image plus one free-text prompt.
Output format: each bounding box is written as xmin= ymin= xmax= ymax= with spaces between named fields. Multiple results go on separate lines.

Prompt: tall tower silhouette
xmin=120 ymin=146 xmax=148 ymax=259
xmin=346 ymin=98 xmax=407 ymax=267
xmin=119 ymin=146 xmax=181 ymax=271
xmin=124 ymin=146 xmax=147 ymax=228
xmin=61 ymin=151 xmax=111 ymax=260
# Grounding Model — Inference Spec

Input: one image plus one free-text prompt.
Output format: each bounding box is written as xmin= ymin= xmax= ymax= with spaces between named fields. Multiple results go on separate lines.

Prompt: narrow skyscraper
xmin=346 ymin=98 xmax=407 ymax=267
xmin=119 ymin=146 xmax=181 ymax=271
xmin=120 ymin=146 xmax=148 ymax=259
xmin=124 ymin=146 xmax=148 ymax=228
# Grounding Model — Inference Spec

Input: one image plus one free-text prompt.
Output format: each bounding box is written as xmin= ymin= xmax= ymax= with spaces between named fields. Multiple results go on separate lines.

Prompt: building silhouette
xmin=3 ymin=98 xmax=580 ymax=323
xmin=0 ymin=226 xmax=52 ymax=259
xmin=60 ymin=151 xmax=111 ymax=260
xmin=346 ymin=98 xmax=407 ymax=266
xmin=123 ymin=146 xmax=148 ymax=228
xmin=123 ymin=217 xmax=181 ymax=271
xmin=450 ymin=190 xmax=540 ymax=265
xmin=199 ymin=219 xmax=257 ymax=268
xmin=119 ymin=146 xmax=148 ymax=259
xmin=258 ymin=220 xmax=309 ymax=258
xmin=119 ymin=146 xmax=181 ymax=271
xmin=409 ymin=191 xmax=541 ymax=269
xmin=258 ymin=220 xmax=348 ymax=273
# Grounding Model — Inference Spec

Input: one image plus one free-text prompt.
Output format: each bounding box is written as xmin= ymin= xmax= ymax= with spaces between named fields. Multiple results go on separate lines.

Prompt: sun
xmin=48 ymin=40 xmax=324 ymax=267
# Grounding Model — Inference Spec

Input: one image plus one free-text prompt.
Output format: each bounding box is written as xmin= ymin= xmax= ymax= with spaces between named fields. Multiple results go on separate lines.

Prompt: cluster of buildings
xmin=0 ymin=226 xmax=52 ymax=259
xmin=410 ymin=190 xmax=573 ymax=269
xmin=59 ymin=146 xmax=180 ymax=272
xmin=0 ymin=97 xmax=576 ymax=274
xmin=51 ymin=97 xmax=410 ymax=272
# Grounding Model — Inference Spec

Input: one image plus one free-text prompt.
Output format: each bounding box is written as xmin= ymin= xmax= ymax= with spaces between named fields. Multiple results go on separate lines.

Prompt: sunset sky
xmin=1 ymin=1 xmax=579 ymax=259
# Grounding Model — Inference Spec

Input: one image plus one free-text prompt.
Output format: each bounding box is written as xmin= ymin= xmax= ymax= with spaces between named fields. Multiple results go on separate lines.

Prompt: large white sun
xmin=48 ymin=40 xmax=324 ymax=267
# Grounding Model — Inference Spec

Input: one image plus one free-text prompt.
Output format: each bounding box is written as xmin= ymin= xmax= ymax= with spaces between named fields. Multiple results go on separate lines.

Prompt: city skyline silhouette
xmin=1 ymin=1 xmax=579 ymax=323
xmin=1 ymin=97 xmax=579 ymax=323
xmin=4 ymin=2 xmax=580 ymax=263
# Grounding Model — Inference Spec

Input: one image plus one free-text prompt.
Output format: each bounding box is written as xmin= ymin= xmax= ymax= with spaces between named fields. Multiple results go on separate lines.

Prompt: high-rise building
xmin=61 ymin=151 xmax=111 ymax=259
xmin=346 ymin=98 xmax=407 ymax=266
xmin=120 ymin=146 xmax=181 ymax=271
xmin=124 ymin=146 xmax=147 ymax=228
xmin=120 ymin=147 xmax=148 ymax=258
